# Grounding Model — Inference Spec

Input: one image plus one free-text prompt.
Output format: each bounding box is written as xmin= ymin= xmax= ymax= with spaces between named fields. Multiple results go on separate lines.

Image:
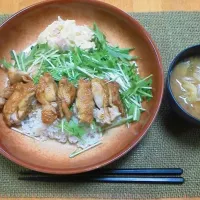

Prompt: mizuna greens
xmin=0 ymin=23 xmax=152 ymax=129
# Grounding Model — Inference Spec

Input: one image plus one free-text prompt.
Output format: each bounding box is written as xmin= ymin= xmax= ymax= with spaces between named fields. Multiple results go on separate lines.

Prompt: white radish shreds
xmin=38 ymin=17 xmax=95 ymax=50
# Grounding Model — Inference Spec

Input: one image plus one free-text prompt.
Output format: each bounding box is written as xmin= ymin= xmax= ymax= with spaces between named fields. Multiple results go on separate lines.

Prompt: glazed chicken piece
xmin=0 ymin=83 xmax=23 ymax=109
xmin=0 ymin=86 xmax=16 ymax=110
xmin=0 ymin=98 xmax=6 ymax=109
xmin=8 ymin=67 xmax=32 ymax=84
xmin=91 ymin=78 xmax=111 ymax=124
xmin=76 ymin=79 xmax=94 ymax=124
xmin=0 ymin=67 xmax=32 ymax=109
xmin=36 ymin=73 xmax=58 ymax=124
xmin=58 ymin=78 xmax=76 ymax=121
xmin=3 ymin=82 xmax=35 ymax=126
xmin=36 ymin=73 xmax=57 ymax=105
xmin=3 ymin=84 xmax=16 ymax=99
xmin=0 ymin=68 xmax=10 ymax=109
xmin=107 ymin=81 xmax=125 ymax=118
xmin=42 ymin=104 xmax=58 ymax=124
xmin=0 ymin=68 xmax=19 ymax=109
xmin=91 ymin=78 xmax=109 ymax=109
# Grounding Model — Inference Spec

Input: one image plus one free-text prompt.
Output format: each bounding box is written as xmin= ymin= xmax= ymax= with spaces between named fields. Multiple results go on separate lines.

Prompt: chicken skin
xmin=0 ymin=67 xmax=32 ymax=109
xmin=107 ymin=81 xmax=125 ymax=117
xmin=3 ymin=82 xmax=35 ymax=126
xmin=8 ymin=67 xmax=32 ymax=84
xmin=0 ymin=62 xmax=126 ymax=128
xmin=76 ymin=79 xmax=94 ymax=124
xmin=0 ymin=68 xmax=10 ymax=109
xmin=91 ymin=78 xmax=111 ymax=124
xmin=42 ymin=104 xmax=58 ymax=124
xmin=36 ymin=73 xmax=57 ymax=105
xmin=0 ymin=68 xmax=18 ymax=108
xmin=36 ymin=73 xmax=58 ymax=124
xmin=58 ymin=78 xmax=76 ymax=121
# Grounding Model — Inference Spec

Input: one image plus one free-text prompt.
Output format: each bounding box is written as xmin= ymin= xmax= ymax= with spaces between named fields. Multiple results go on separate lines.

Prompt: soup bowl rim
xmin=167 ymin=44 xmax=200 ymax=124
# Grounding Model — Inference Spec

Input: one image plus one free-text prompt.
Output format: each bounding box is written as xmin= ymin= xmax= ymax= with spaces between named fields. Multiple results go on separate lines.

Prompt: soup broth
xmin=170 ymin=56 xmax=200 ymax=119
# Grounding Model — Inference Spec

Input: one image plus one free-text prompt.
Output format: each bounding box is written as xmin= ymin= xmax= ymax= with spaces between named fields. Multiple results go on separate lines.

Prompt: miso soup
xmin=170 ymin=56 xmax=200 ymax=119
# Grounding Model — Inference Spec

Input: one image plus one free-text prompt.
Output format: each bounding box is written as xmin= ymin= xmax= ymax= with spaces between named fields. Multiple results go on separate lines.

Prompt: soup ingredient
xmin=76 ymin=79 xmax=94 ymax=124
xmin=170 ymin=56 xmax=200 ymax=119
xmin=181 ymin=80 xmax=197 ymax=102
xmin=37 ymin=17 xmax=95 ymax=50
xmin=36 ymin=73 xmax=58 ymax=124
xmin=92 ymin=78 xmax=111 ymax=124
xmin=3 ymin=82 xmax=35 ymax=126
xmin=58 ymin=77 xmax=76 ymax=121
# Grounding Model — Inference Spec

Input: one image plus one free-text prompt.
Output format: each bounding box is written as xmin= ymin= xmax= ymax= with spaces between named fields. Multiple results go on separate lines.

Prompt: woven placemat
xmin=1 ymin=12 xmax=200 ymax=199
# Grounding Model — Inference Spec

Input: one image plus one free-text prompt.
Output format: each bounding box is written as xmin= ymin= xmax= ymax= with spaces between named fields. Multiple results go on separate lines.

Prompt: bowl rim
xmin=0 ymin=0 xmax=164 ymax=174
xmin=167 ymin=44 xmax=200 ymax=124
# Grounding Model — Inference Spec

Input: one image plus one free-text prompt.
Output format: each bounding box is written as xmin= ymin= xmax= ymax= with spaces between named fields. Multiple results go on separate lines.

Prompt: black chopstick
xmin=18 ymin=175 xmax=184 ymax=184
xmin=91 ymin=168 xmax=183 ymax=175
xmin=19 ymin=168 xmax=184 ymax=184
xmin=20 ymin=168 xmax=183 ymax=175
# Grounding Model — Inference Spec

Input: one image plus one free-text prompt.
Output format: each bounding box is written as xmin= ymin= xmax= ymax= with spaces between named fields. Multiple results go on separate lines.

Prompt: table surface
xmin=1 ymin=0 xmax=200 ymax=13
xmin=0 ymin=0 xmax=200 ymax=199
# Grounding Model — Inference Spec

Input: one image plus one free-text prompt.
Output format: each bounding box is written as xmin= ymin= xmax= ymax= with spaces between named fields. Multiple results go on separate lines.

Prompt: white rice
xmin=77 ymin=132 xmax=102 ymax=149
xmin=21 ymin=107 xmax=68 ymax=143
xmin=20 ymin=106 xmax=102 ymax=148
xmin=37 ymin=17 xmax=95 ymax=50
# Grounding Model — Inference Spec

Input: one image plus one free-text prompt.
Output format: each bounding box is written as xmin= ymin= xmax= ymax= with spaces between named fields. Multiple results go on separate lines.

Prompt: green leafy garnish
xmin=69 ymin=141 xmax=102 ymax=158
xmin=103 ymin=115 xmax=135 ymax=131
xmin=0 ymin=23 xmax=152 ymax=123
xmin=0 ymin=58 xmax=12 ymax=68
xmin=58 ymin=119 xmax=102 ymax=138
xmin=58 ymin=119 xmax=87 ymax=138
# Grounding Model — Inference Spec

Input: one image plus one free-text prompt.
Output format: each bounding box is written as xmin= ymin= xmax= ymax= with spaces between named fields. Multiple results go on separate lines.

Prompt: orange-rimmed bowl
xmin=0 ymin=0 xmax=163 ymax=174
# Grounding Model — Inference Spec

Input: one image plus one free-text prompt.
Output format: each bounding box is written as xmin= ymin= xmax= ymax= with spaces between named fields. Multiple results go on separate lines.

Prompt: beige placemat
xmin=1 ymin=12 xmax=200 ymax=199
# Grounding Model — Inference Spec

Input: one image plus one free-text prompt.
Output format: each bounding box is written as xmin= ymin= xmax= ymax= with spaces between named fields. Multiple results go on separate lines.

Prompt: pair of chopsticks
xmin=19 ymin=168 xmax=184 ymax=184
